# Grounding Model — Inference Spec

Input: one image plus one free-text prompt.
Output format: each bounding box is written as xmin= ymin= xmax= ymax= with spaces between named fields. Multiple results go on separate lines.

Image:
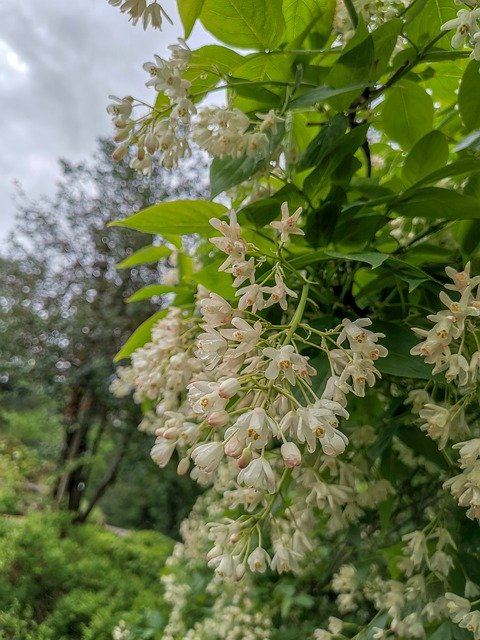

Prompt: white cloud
xmin=0 ymin=0 xmax=209 ymax=241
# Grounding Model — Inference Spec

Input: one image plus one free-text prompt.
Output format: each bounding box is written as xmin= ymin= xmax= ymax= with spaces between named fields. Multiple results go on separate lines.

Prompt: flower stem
xmin=284 ymin=284 xmax=310 ymax=345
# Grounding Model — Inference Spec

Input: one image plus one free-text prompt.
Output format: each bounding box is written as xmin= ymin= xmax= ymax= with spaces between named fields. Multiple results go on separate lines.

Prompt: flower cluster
xmin=411 ymin=263 xmax=480 ymax=389
xmin=111 ymin=203 xmax=388 ymax=577
xmin=409 ymin=264 xmax=480 ymax=523
xmin=107 ymin=0 xmax=171 ymax=29
xmin=108 ymin=41 xmax=285 ymax=175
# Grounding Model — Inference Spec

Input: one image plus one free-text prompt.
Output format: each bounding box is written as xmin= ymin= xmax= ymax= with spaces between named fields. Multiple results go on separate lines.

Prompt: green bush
xmin=0 ymin=513 xmax=173 ymax=640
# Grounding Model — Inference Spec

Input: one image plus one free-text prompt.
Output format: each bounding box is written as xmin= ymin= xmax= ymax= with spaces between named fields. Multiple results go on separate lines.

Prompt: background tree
xmin=0 ymin=139 xmax=207 ymax=531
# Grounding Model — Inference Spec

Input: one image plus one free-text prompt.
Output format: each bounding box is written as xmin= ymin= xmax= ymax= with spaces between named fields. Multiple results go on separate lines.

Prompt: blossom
xmin=191 ymin=442 xmax=224 ymax=473
xmin=262 ymin=271 xmax=298 ymax=310
xmin=270 ymin=202 xmax=304 ymax=243
xmin=247 ymin=547 xmax=271 ymax=572
xmin=281 ymin=442 xmax=302 ymax=468
xmin=220 ymin=317 xmax=263 ymax=356
xmin=237 ymin=456 xmax=276 ymax=493
xmin=441 ymin=9 xmax=480 ymax=49
xmin=150 ymin=437 xmax=176 ymax=468
xmin=236 ymin=283 xmax=265 ymax=313
xmin=263 ymin=344 xmax=307 ymax=385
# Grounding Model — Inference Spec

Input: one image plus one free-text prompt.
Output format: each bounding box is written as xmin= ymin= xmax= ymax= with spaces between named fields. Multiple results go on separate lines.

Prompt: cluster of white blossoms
xmin=409 ymin=264 xmax=480 ymax=523
xmin=312 ymin=523 xmax=480 ymax=640
xmin=107 ymin=0 xmax=171 ymax=29
xmin=111 ymin=202 xmax=388 ymax=577
xmin=441 ymin=4 xmax=480 ymax=61
xmin=108 ymin=39 xmax=284 ymax=174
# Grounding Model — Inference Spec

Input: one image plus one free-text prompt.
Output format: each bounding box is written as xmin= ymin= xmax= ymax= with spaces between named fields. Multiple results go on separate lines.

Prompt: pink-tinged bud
xmin=208 ymin=410 xmax=229 ymax=428
xmin=177 ymin=457 xmax=190 ymax=476
xmin=281 ymin=442 xmax=302 ymax=468
xmin=237 ymin=447 xmax=253 ymax=469
xmin=235 ymin=563 xmax=246 ymax=581
xmin=137 ymin=147 xmax=145 ymax=161
xmin=229 ymin=533 xmax=239 ymax=544
xmin=218 ymin=377 xmax=241 ymax=399
xmin=163 ymin=427 xmax=178 ymax=440
xmin=145 ymin=132 xmax=159 ymax=155
xmin=112 ymin=144 xmax=128 ymax=162
xmin=206 ymin=545 xmax=223 ymax=562
xmin=224 ymin=434 xmax=244 ymax=458
xmin=154 ymin=427 xmax=167 ymax=437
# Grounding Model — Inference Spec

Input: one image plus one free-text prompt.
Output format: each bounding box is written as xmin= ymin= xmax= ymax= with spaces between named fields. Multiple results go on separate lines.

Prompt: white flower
xmin=256 ymin=109 xmax=283 ymax=133
xmin=262 ymin=271 xmax=298 ymax=310
xmin=236 ymin=283 xmax=265 ymax=313
xmin=337 ymin=318 xmax=387 ymax=359
xmin=247 ymin=547 xmax=271 ymax=572
xmin=418 ymin=403 xmax=451 ymax=449
xmin=191 ymin=442 xmax=224 ymax=473
xmin=187 ymin=381 xmax=226 ymax=416
xmin=150 ymin=437 xmax=176 ymax=467
xmin=281 ymin=442 xmax=302 ymax=468
xmin=441 ymin=9 xmax=480 ymax=49
xmin=263 ymin=344 xmax=305 ymax=385
xmin=445 ymin=592 xmax=471 ymax=623
xmin=195 ymin=327 xmax=227 ymax=369
xmin=270 ymin=202 xmax=304 ymax=243
xmin=231 ymin=408 xmax=277 ymax=449
xmin=270 ymin=545 xmax=301 ymax=573
xmin=454 ymin=439 xmax=480 ymax=467
xmin=199 ymin=292 xmax=235 ymax=327
xmin=220 ymin=317 xmax=263 ymax=356
xmin=227 ymin=257 xmax=256 ymax=288
xmin=237 ymin=456 xmax=276 ymax=493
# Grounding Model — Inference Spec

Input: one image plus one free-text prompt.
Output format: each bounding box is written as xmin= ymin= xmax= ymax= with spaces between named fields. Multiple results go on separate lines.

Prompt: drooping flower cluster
xmin=111 ymin=203 xmax=388 ymax=577
xmin=107 ymin=40 xmax=285 ymax=175
xmin=107 ymin=0 xmax=171 ymax=29
xmin=411 ymin=263 xmax=480 ymax=388
xmin=409 ymin=264 xmax=480 ymax=523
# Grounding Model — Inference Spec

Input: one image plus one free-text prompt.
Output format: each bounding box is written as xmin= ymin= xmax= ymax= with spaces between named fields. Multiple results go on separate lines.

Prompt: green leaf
xmin=402 ymin=131 xmax=449 ymax=187
xmin=199 ymin=0 xmax=285 ymax=49
xmin=324 ymin=250 xmax=389 ymax=268
xmin=231 ymin=53 xmax=294 ymax=112
xmin=381 ymin=80 xmax=434 ymax=150
xmin=370 ymin=19 xmax=403 ymax=81
xmin=117 ymin=245 xmax=172 ymax=269
xmin=299 ymin=114 xmax=348 ymax=170
xmin=407 ymin=158 xmax=480 ymax=189
xmin=111 ymin=200 xmax=227 ymax=236
xmin=190 ymin=45 xmax=243 ymax=76
xmin=191 ymin=262 xmax=236 ymax=299
xmin=127 ymin=285 xmax=177 ymax=303
xmin=114 ymin=310 xmax=167 ymax=362
xmin=177 ymin=0 xmax=204 ymax=38
xmin=392 ymin=187 xmax=480 ymax=219
xmin=304 ymin=124 xmax=368 ymax=202
xmin=282 ymin=0 xmax=335 ymax=46
xmin=326 ymin=19 xmax=374 ymax=107
xmin=373 ymin=321 xmax=433 ymax=379
xmin=406 ymin=0 xmax=456 ymax=46
xmin=458 ymin=60 xmax=480 ymax=132
xmin=288 ymin=83 xmax=367 ymax=109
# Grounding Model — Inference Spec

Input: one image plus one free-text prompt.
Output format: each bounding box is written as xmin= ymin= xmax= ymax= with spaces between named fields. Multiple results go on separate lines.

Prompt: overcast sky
xmin=0 ymin=0 xmax=209 ymax=241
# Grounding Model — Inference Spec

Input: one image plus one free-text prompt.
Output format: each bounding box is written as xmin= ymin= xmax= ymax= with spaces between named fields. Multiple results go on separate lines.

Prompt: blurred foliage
xmin=0 ymin=139 xmax=206 ymax=532
xmin=0 ymin=512 xmax=173 ymax=640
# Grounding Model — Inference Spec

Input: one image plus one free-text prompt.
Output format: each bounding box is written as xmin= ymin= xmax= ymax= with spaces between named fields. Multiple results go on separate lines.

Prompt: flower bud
xmin=281 ymin=442 xmax=302 ymax=468
xmin=218 ymin=377 xmax=241 ymax=399
xmin=224 ymin=434 xmax=244 ymax=458
xmin=208 ymin=410 xmax=229 ymax=428
xmin=112 ymin=144 xmax=128 ymax=161
xmin=177 ymin=457 xmax=190 ymax=476
xmin=235 ymin=563 xmax=246 ymax=581
xmin=237 ymin=446 xmax=252 ymax=469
